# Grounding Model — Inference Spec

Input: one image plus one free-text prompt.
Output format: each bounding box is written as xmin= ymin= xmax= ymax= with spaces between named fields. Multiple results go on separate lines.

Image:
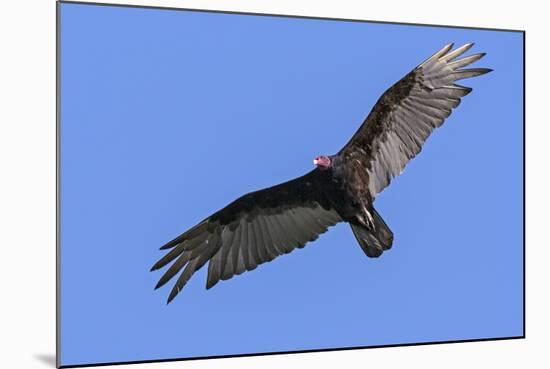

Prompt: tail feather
xmin=350 ymin=208 xmax=393 ymax=258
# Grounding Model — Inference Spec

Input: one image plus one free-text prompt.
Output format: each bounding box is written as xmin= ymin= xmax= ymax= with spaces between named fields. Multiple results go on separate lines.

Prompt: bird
xmin=151 ymin=42 xmax=491 ymax=303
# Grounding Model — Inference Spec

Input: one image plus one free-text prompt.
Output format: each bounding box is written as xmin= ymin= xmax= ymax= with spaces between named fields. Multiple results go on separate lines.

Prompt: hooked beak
xmin=313 ymin=158 xmax=319 ymax=166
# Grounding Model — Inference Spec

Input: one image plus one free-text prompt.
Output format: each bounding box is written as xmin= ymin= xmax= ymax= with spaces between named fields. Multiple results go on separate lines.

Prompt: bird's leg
xmin=358 ymin=206 xmax=375 ymax=229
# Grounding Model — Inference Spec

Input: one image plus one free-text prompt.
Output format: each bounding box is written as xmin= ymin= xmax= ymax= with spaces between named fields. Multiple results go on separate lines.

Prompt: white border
xmin=1 ymin=1 xmax=547 ymax=369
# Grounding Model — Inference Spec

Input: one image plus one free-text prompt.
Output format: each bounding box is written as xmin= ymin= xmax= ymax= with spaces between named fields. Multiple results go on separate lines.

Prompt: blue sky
xmin=59 ymin=3 xmax=524 ymax=366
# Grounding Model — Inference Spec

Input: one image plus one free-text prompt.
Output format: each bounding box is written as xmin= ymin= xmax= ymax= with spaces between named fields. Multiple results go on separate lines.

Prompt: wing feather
xmin=152 ymin=170 xmax=341 ymax=302
xmin=245 ymin=222 xmax=258 ymax=271
xmin=262 ymin=215 xmax=287 ymax=254
xmin=340 ymin=43 xmax=491 ymax=198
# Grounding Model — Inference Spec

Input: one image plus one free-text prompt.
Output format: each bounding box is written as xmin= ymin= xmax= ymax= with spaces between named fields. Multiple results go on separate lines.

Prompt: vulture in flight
xmin=151 ymin=43 xmax=491 ymax=303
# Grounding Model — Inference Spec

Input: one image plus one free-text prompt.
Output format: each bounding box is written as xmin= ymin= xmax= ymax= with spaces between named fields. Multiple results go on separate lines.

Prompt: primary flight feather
xmin=151 ymin=42 xmax=491 ymax=303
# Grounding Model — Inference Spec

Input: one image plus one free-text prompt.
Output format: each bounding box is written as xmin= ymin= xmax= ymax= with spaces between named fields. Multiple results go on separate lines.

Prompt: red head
xmin=313 ymin=155 xmax=331 ymax=170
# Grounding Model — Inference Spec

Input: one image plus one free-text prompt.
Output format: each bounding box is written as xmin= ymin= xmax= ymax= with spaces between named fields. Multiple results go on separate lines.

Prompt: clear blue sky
xmin=59 ymin=3 xmax=524 ymax=366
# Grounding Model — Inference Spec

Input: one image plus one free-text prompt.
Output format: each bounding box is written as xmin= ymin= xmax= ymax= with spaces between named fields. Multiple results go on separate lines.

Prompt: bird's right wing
xmin=339 ymin=43 xmax=491 ymax=199
xmin=151 ymin=169 xmax=342 ymax=303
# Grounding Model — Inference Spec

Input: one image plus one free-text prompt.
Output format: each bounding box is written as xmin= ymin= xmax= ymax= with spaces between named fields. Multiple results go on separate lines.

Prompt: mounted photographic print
xmin=57 ymin=1 xmax=525 ymax=367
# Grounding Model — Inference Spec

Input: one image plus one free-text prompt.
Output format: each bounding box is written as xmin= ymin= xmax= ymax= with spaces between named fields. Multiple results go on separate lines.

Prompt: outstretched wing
xmin=339 ymin=43 xmax=491 ymax=199
xmin=151 ymin=170 xmax=341 ymax=303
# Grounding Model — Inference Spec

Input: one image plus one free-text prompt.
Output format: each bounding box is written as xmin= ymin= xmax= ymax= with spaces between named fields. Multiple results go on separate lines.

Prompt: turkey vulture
xmin=151 ymin=42 xmax=491 ymax=303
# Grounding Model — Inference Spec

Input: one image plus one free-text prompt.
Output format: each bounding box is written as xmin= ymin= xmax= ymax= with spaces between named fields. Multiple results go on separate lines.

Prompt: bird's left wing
xmin=151 ymin=170 xmax=341 ymax=303
xmin=339 ymin=43 xmax=491 ymax=199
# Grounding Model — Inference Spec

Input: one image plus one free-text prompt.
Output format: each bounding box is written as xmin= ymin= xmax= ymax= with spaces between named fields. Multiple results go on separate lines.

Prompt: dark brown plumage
xmin=151 ymin=42 xmax=491 ymax=303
